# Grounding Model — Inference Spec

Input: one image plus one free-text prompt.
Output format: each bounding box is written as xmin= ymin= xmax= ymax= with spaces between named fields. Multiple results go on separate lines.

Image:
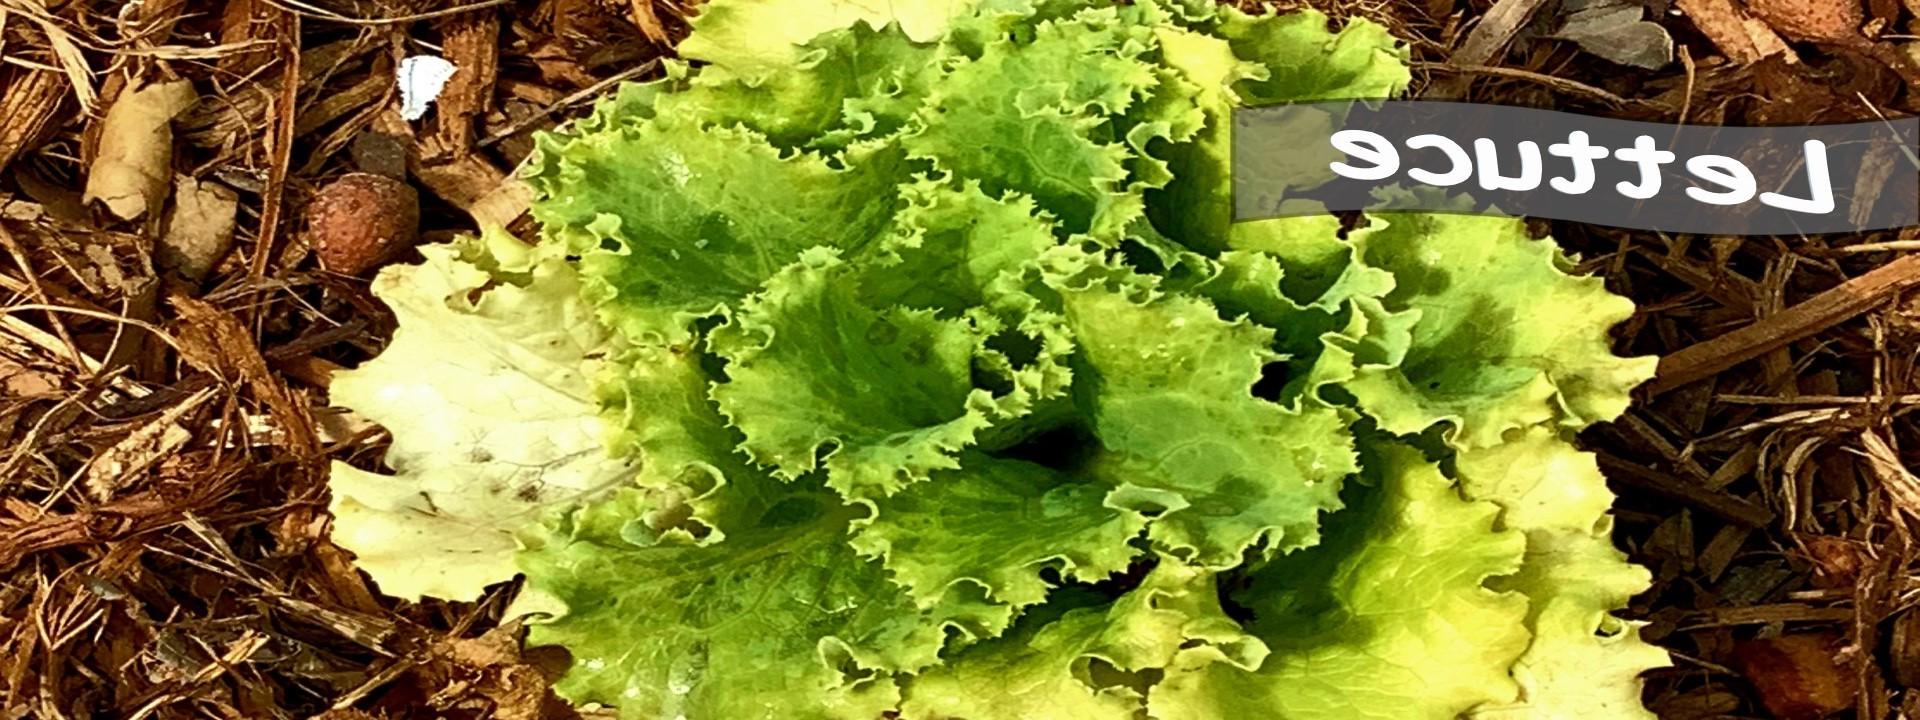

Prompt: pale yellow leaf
xmin=83 ymin=79 xmax=198 ymax=221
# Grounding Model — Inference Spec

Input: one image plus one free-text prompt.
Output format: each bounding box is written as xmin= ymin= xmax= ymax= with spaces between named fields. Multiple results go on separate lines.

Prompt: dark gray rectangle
xmin=1233 ymin=101 xmax=1919 ymax=235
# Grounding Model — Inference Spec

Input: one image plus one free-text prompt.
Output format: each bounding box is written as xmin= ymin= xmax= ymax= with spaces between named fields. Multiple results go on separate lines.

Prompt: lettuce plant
xmin=326 ymin=0 xmax=1671 ymax=717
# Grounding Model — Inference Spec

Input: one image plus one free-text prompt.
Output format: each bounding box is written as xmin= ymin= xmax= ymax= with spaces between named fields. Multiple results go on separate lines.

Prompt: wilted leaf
xmin=157 ymin=175 xmax=239 ymax=280
xmin=83 ymin=79 xmax=198 ymax=221
xmin=1549 ymin=0 xmax=1675 ymax=69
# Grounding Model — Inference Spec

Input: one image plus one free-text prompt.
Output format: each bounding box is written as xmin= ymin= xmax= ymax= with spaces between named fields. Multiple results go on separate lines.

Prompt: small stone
xmin=350 ymin=131 xmax=410 ymax=180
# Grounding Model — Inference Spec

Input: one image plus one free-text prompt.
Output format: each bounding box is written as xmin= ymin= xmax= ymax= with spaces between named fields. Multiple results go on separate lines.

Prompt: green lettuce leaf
xmin=901 ymin=562 xmax=1264 ymax=720
xmin=594 ymin=338 xmax=753 ymax=542
xmin=1043 ymin=247 xmax=1354 ymax=567
xmin=1458 ymin=427 xmax=1671 ymax=719
xmin=1346 ymin=213 xmax=1658 ymax=448
xmin=665 ymin=24 xmax=945 ymax=150
xmin=708 ymin=248 xmax=997 ymax=498
xmin=679 ymin=0 xmax=982 ymax=78
xmin=519 ymin=474 xmax=1013 ymax=720
xmin=856 ymin=179 xmax=1080 ymax=424
xmin=856 ymin=179 xmax=1061 ymax=312
xmin=902 ymin=7 xmax=1156 ymax=238
xmin=1170 ymin=232 xmax=1401 ymax=404
xmin=1150 ymin=442 xmax=1530 ymax=720
xmin=851 ymin=452 xmax=1147 ymax=608
xmin=1147 ymin=9 xmax=1410 ymax=254
xmin=528 ymin=117 xmax=909 ymax=344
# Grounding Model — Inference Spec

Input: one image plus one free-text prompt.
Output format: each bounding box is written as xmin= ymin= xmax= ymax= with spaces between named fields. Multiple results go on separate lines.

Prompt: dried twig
xmin=1649 ymin=255 xmax=1920 ymax=395
xmin=1417 ymin=62 xmax=1646 ymax=106
xmin=1424 ymin=0 xmax=1551 ymax=99
xmin=249 ymin=10 xmax=300 ymax=280
xmin=1598 ymin=453 xmax=1776 ymax=527
xmin=260 ymin=0 xmax=512 ymax=26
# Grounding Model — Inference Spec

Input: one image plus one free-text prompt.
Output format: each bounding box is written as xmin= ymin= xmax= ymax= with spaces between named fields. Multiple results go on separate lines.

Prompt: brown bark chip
xmin=1734 ymin=634 xmax=1858 ymax=720
xmin=1746 ymin=0 xmax=1865 ymax=42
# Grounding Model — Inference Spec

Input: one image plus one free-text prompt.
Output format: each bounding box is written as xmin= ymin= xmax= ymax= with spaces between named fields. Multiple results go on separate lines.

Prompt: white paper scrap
xmin=397 ymin=55 xmax=459 ymax=122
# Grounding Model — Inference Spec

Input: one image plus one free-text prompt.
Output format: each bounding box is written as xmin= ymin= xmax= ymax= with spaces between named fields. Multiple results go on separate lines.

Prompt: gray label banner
xmin=1232 ymin=101 xmax=1919 ymax=235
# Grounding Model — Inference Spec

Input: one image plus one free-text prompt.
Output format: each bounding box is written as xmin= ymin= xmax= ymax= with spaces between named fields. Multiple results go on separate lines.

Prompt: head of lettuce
xmin=323 ymin=0 xmax=1671 ymax=718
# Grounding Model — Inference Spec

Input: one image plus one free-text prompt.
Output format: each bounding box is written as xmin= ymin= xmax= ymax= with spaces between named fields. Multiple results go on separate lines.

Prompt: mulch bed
xmin=0 ymin=0 xmax=1916 ymax=717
